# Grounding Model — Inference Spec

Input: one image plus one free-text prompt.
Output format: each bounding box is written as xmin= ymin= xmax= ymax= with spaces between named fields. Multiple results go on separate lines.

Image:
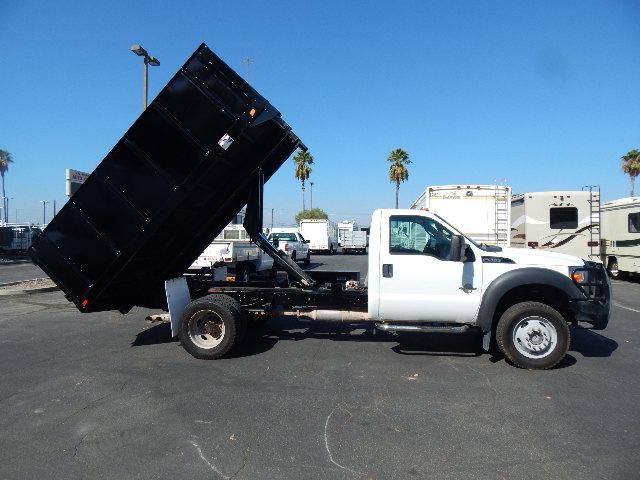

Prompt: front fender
xmin=477 ymin=267 xmax=583 ymax=333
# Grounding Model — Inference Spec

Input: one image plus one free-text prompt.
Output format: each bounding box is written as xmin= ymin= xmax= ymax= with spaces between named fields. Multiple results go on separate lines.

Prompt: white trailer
xmin=600 ymin=196 xmax=640 ymax=278
xmin=410 ymin=185 xmax=511 ymax=247
xmin=299 ymin=219 xmax=338 ymax=254
xmin=342 ymin=230 xmax=367 ymax=254
xmin=510 ymin=189 xmax=601 ymax=261
xmin=337 ymin=221 xmax=359 ymax=246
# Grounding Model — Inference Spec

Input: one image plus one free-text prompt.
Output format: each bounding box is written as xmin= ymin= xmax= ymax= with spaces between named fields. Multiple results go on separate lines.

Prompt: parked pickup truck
xmin=29 ymin=43 xmax=611 ymax=370
xmin=267 ymin=228 xmax=310 ymax=265
xmin=190 ymin=224 xmax=274 ymax=281
xmin=342 ymin=230 xmax=367 ymax=254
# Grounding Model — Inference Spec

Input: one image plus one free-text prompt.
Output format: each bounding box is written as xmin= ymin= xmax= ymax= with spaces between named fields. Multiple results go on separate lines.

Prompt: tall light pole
xmin=310 ymin=182 xmax=314 ymax=210
xmin=130 ymin=44 xmax=160 ymax=110
xmin=40 ymin=200 xmax=49 ymax=226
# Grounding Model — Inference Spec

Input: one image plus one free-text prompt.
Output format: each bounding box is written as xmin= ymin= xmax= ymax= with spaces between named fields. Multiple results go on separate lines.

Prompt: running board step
xmin=375 ymin=323 xmax=469 ymax=333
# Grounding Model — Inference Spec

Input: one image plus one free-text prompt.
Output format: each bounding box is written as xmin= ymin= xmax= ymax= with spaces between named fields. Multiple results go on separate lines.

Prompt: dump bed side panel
xmin=30 ymin=44 xmax=303 ymax=312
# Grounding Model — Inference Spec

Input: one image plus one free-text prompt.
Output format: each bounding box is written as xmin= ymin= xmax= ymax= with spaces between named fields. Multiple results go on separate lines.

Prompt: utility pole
xmin=271 ymin=208 xmax=274 ymax=230
xmin=40 ymin=200 xmax=49 ymax=226
xmin=310 ymin=182 xmax=314 ymax=210
xmin=53 ymin=200 xmax=57 ymax=218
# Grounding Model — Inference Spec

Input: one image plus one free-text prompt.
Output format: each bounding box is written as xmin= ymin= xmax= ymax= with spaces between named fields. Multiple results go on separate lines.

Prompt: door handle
xmin=382 ymin=264 xmax=393 ymax=278
xmin=459 ymin=283 xmax=477 ymax=293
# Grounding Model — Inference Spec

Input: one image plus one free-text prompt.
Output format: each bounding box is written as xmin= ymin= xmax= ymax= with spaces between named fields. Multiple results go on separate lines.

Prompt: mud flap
xmin=165 ymin=276 xmax=191 ymax=337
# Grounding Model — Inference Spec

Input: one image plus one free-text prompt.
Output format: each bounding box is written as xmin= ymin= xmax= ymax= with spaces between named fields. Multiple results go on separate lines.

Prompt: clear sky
xmin=1 ymin=0 xmax=639 ymax=226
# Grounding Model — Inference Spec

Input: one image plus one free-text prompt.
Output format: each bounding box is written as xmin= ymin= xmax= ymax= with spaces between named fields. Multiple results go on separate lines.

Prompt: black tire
xmin=304 ymin=252 xmax=310 ymax=266
xmin=178 ymin=294 xmax=246 ymax=360
xmin=607 ymin=258 xmax=619 ymax=279
xmin=495 ymin=301 xmax=570 ymax=370
xmin=291 ymin=251 xmax=297 ymax=262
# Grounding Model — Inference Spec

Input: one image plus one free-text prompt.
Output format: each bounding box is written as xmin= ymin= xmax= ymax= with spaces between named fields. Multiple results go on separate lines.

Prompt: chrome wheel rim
xmin=512 ymin=316 xmax=557 ymax=359
xmin=188 ymin=310 xmax=225 ymax=349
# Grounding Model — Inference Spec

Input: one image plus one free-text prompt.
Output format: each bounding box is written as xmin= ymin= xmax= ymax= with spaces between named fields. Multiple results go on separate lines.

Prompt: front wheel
xmin=303 ymin=252 xmax=310 ymax=266
xmin=607 ymin=258 xmax=619 ymax=279
xmin=495 ymin=301 xmax=570 ymax=370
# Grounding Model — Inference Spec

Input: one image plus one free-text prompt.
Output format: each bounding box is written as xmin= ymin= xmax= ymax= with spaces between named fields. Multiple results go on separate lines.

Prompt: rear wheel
xmin=607 ymin=258 xmax=619 ymax=279
xmin=178 ymin=294 xmax=246 ymax=360
xmin=304 ymin=251 xmax=310 ymax=265
xmin=495 ymin=301 xmax=569 ymax=370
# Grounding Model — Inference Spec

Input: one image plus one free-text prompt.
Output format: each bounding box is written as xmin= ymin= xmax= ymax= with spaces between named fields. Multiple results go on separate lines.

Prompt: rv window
xmin=550 ymin=207 xmax=578 ymax=229
xmin=511 ymin=198 xmax=524 ymax=207
xmin=629 ymin=213 xmax=640 ymax=233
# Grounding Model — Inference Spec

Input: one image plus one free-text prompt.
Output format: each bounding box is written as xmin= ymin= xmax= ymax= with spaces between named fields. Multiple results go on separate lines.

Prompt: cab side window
xmin=389 ymin=216 xmax=453 ymax=260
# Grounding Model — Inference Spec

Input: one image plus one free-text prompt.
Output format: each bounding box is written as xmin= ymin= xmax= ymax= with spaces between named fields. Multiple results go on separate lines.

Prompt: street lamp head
xmin=130 ymin=44 xmax=148 ymax=57
xmin=147 ymin=56 xmax=160 ymax=67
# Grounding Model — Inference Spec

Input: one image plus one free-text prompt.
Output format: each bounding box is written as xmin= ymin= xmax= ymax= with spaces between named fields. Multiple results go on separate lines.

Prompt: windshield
xmin=269 ymin=233 xmax=297 ymax=242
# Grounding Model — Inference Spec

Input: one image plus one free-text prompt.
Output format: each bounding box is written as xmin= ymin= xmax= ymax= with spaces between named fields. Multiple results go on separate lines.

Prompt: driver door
xmin=377 ymin=213 xmax=482 ymax=323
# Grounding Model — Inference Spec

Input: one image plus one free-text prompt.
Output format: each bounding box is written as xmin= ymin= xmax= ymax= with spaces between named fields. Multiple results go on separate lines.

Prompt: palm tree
xmin=293 ymin=150 xmax=313 ymax=211
xmin=0 ymin=149 xmax=13 ymax=223
xmin=387 ymin=148 xmax=411 ymax=208
xmin=621 ymin=149 xmax=640 ymax=197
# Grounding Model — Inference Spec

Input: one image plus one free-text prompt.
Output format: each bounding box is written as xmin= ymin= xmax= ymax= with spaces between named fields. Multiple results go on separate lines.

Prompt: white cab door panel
xmin=377 ymin=211 xmax=482 ymax=323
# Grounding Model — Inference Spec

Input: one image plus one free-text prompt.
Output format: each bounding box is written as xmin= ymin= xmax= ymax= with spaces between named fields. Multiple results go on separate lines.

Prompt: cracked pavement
xmin=0 ymin=258 xmax=639 ymax=479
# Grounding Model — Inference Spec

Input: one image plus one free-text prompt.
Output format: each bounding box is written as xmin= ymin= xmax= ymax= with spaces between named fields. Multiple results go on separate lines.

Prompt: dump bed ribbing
xmin=29 ymin=43 xmax=304 ymax=312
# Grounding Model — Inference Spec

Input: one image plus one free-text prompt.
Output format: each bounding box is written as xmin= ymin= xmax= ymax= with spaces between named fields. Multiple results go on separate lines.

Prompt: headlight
xmin=569 ymin=266 xmax=588 ymax=283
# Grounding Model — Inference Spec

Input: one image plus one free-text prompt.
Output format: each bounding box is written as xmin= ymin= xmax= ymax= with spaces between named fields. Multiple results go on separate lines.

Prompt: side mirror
xmin=449 ymin=235 xmax=467 ymax=262
xmin=305 ymin=240 xmax=310 ymax=244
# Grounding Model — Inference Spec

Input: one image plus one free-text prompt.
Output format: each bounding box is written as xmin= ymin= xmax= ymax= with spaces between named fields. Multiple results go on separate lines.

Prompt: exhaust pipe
xmin=277 ymin=309 xmax=369 ymax=322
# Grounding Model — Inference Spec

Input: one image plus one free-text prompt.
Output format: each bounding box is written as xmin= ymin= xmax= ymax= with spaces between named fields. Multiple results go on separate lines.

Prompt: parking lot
xmin=1 ymin=255 xmax=639 ymax=479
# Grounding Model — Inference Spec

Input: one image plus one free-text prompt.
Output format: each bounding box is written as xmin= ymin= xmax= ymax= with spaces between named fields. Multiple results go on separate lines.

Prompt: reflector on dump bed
xmin=29 ymin=43 xmax=304 ymax=312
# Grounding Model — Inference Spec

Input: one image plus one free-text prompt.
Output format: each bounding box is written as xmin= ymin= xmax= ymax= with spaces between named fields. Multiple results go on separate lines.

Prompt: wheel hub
xmin=513 ymin=317 xmax=557 ymax=359
xmin=203 ymin=320 xmax=223 ymax=339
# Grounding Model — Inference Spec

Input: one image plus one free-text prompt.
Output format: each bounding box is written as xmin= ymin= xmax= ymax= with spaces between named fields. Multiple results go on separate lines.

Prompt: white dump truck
xmin=30 ymin=43 xmax=611 ymax=371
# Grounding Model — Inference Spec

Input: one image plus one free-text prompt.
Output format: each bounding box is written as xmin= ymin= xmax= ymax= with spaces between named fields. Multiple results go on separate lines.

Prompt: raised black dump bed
xmin=30 ymin=44 xmax=307 ymax=312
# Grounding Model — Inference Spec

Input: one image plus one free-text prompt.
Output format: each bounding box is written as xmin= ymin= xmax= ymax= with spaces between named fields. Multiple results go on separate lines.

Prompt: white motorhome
xmin=337 ymin=221 xmax=359 ymax=246
xmin=511 ymin=189 xmax=600 ymax=261
xmin=410 ymin=185 xmax=511 ymax=247
xmin=299 ymin=219 xmax=338 ymax=254
xmin=600 ymin=197 xmax=640 ymax=278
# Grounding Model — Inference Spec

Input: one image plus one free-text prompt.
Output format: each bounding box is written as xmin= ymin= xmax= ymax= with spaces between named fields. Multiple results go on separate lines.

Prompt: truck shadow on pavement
xmin=132 ymin=318 xmax=618 ymax=367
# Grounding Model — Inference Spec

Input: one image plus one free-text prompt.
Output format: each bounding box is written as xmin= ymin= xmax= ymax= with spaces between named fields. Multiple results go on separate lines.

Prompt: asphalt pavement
xmin=0 ymin=256 xmax=639 ymax=479
xmin=0 ymin=260 xmax=45 ymax=283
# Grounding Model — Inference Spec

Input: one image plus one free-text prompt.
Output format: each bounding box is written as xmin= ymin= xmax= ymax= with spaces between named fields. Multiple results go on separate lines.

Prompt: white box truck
xmin=299 ymin=219 xmax=338 ymax=254
xmin=411 ymin=185 xmax=511 ymax=247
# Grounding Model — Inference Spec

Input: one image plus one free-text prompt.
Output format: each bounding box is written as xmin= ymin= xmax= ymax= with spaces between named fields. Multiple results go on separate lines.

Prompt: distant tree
xmin=295 ymin=207 xmax=329 ymax=224
xmin=621 ymin=149 xmax=640 ymax=197
xmin=0 ymin=149 xmax=13 ymax=223
xmin=387 ymin=148 xmax=411 ymax=208
xmin=293 ymin=150 xmax=313 ymax=211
